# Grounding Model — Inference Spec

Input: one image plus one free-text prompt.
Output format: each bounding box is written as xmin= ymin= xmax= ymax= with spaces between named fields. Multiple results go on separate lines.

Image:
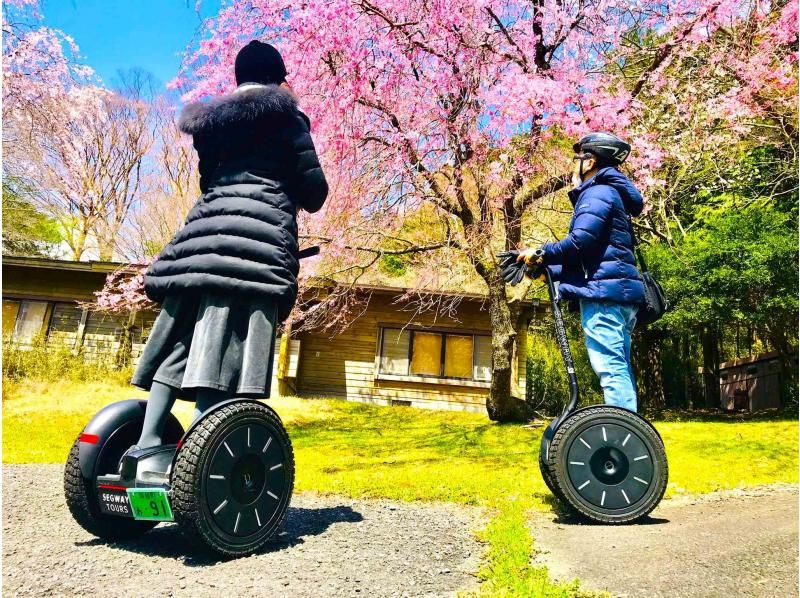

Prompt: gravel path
xmin=3 ymin=465 xmax=483 ymax=597
xmin=531 ymin=484 xmax=799 ymax=597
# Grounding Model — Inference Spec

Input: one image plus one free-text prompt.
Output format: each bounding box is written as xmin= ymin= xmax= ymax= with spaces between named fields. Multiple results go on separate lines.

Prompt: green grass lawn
xmin=3 ymin=378 xmax=797 ymax=596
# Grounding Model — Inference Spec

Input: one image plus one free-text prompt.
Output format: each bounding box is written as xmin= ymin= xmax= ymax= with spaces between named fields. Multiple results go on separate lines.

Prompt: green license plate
xmin=127 ymin=488 xmax=173 ymax=522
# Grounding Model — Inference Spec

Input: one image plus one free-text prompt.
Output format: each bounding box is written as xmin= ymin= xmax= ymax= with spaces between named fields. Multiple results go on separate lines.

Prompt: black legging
xmin=136 ymin=382 xmax=229 ymax=448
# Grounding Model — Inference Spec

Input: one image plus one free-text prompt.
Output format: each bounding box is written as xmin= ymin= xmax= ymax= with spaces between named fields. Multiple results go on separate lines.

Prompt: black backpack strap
xmin=628 ymin=215 xmax=649 ymax=273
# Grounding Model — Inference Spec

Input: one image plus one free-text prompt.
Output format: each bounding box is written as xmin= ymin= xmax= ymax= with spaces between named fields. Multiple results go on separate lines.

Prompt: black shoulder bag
xmin=629 ymin=218 xmax=668 ymax=328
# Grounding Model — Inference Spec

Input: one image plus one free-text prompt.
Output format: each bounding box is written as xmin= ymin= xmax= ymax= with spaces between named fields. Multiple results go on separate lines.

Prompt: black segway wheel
xmin=539 ymin=418 xmax=573 ymax=511
xmin=538 ymin=454 xmax=563 ymax=500
xmin=546 ymin=406 xmax=667 ymax=524
xmin=64 ymin=439 xmax=158 ymax=540
xmin=171 ymin=401 xmax=294 ymax=557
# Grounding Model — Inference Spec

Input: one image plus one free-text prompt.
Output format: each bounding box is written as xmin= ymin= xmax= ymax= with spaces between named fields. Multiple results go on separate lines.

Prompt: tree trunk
xmin=633 ymin=328 xmax=666 ymax=414
xmin=70 ymin=226 xmax=89 ymax=261
xmin=276 ymin=320 xmax=294 ymax=397
xmin=485 ymin=276 xmax=530 ymax=422
xmin=701 ymin=326 xmax=720 ymax=409
xmin=682 ymin=334 xmax=693 ymax=410
xmin=98 ymin=239 xmax=114 ymax=262
xmin=114 ymin=310 xmax=136 ymax=369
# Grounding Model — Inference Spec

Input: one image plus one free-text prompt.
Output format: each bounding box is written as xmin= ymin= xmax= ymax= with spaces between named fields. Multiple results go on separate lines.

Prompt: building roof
xmin=719 ymin=352 xmax=783 ymax=370
xmin=2 ymin=255 xmax=129 ymax=274
xmin=2 ymin=255 xmax=541 ymax=307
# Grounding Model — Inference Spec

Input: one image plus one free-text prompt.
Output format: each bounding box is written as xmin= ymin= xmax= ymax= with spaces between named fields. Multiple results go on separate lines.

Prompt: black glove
xmin=495 ymin=250 xmax=532 ymax=286
xmin=496 ymin=250 xmax=523 ymax=284
xmin=496 ymin=250 xmax=547 ymax=286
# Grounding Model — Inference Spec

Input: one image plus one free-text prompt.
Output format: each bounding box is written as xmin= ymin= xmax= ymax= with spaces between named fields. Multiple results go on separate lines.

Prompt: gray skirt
xmin=131 ymin=292 xmax=278 ymax=400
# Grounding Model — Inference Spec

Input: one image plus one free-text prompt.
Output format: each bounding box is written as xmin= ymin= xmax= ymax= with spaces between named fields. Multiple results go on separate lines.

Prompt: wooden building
xmin=2 ymin=256 xmax=536 ymax=413
xmin=718 ymin=352 xmax=783 ymax=412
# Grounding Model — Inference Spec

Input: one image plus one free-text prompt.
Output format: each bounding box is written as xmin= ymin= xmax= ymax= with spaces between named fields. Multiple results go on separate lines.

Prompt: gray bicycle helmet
xmin=573 ymin=132 xmax=631 ymax=165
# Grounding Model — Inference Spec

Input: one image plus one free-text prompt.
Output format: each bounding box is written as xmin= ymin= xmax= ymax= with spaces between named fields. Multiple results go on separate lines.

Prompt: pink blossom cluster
xmin=94 ymin=264 xmax=154 ymax=313
xmin=174 ymin=1 xmax=791 ymax=213
xmin=2 ymin=1 xmax=95 ymax=120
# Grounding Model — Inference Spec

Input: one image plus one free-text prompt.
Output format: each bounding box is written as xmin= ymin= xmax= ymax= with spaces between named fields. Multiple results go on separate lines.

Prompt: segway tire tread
xmin=546 ymin=406 xmax=667 ymax=524
xmin=171 ymin=402 xmax=294 ymax=557
xmin=64 ymin=439 xmax=157 ymax=540
xmin=539 ymin=455 xmax=573 ymax=511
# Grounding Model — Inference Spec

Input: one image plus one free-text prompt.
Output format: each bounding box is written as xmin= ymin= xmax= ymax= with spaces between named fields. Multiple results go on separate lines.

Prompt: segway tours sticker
xmin=126 ymin=488 xmax=174 ymax=522
xmin=98 ymin=486 xmax=134 ymax=517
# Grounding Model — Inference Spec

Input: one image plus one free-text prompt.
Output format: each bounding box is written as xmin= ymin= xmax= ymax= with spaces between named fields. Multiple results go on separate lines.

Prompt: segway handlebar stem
xmin=543 ymin=268 xmax=580 ymax=414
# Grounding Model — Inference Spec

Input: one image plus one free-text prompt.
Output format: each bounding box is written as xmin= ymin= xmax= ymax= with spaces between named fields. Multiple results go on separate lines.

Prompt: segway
xmin=64 ymin=399 xmax=293 ymax=556
xmin=538 ymin=267 xmax=668 ymax=523
xmin=498 ymin=250 xmax=668 ymax=523
xmin=64 ymin=247 xmax=319 ymax=556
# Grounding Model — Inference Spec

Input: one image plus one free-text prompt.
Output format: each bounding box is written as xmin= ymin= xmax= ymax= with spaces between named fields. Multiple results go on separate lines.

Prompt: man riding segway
xmin=521 ymin=132 xmax=644 ymax=413
xmin=498 ymin=133 xmax=667 ymax=523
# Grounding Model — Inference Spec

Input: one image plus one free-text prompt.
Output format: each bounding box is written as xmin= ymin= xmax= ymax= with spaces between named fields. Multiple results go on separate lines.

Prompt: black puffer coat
xmin=144 ymin=84 xmax=328 ymax=321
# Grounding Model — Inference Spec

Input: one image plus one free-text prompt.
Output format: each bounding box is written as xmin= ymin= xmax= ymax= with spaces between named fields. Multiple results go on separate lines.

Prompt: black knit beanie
xmin=234 ymin=40 xmax=287 ymax=86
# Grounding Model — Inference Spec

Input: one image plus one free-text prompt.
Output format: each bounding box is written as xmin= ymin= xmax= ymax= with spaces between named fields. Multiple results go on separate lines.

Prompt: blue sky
xmin=42 ymin=0 xmax=222 ymax=90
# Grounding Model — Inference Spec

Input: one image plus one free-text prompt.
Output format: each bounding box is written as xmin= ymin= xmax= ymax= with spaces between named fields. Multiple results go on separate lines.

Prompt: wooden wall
xmin=3 ymin=260 xmax=157 ymax=365
xmin=295 ymin=295 xmax=531 ymax=413
xmin=4 ymin=259 xmax=534 ymax=414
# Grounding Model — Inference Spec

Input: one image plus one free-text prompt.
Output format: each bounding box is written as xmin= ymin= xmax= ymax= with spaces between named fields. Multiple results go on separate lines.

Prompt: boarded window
xmin=444 ymin=334 xmax=473 ymax=378
xmin=378 ymin=327 xmax=491 ymax=382
xmin=379 ymin=328 xmax=410 ymax=375
xmin=131 ymin=310 xmax=157 ymax=344
xmin=473 ymin=335 xmax=492 ymax=381
xmin=2 ymin=300 xmax=21 ymax=338
xmin=410 ymin=332 xmax=442 ymax=376
xmin=83 ymin=311 xmax=125 ymax=360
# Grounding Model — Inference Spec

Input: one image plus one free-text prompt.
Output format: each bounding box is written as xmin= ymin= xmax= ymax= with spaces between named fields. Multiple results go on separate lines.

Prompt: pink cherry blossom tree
xmin=2 ymin=0 xmax=93 ymax=123
xmin=4 ymin=3 xmax=164 ymax=263
xmin=165 ymin=0 xmax=796 ymax=421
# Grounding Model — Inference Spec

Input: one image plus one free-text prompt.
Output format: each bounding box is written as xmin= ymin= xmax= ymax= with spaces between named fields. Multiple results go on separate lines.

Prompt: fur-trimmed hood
xmin=179 ymin=84 xmax=299 ymax=136
xmin=148 ymin=83 xmax=328 ymax=320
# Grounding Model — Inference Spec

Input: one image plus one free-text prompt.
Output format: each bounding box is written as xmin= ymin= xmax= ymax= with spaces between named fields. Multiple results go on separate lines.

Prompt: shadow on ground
xmin=541 ymin=490 xmax=670 ymax=525
xmin=74 ymin=505 xmax=363 ymax=565
xmin=551 ymin=512 xmax=670 ymax=525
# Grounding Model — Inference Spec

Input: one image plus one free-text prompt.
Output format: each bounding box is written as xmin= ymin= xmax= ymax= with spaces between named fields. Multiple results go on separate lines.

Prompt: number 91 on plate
xmin=127 ymin=488 xmax=174 ymax=522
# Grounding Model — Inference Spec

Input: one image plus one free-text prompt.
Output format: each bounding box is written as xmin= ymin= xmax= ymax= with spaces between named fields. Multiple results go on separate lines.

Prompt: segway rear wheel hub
xmin=566 ymin=422 xmax=653 ymax=510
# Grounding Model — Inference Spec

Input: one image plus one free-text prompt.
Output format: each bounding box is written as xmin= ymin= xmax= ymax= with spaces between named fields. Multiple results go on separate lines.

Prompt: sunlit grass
xmin=3 ymin=378 xmax=796 ymax=596
xmin=5 ymin=379 xmax=795 ymax=499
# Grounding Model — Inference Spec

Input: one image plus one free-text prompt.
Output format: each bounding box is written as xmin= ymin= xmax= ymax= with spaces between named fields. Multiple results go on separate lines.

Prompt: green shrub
xmin=378 ymin=254 xmax=408 ymax=277
xmin=2 ymin=335 xmax=133 ymax=386
xmin=526 ymin=313 xmax=602 ymax=416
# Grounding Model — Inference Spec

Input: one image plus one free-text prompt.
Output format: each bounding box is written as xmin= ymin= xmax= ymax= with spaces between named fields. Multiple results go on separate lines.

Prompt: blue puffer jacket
xmin=542 ymin=167 xmax=645 ymax=305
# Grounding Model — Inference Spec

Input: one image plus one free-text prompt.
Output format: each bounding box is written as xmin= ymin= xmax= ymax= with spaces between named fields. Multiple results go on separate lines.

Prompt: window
xmin=379 ymin=328 xmax=410 ymax=375
xmin=378 ymin=327 xmax=491 ymax=383
xmin=2 ymin=300 xmax=21 ymax=338
xmin=47 ymin=302 xmax=85 ymax=347
xmin=10 ymin=300 xmax=48 ymax=345
xmin=444 ymin=334 xmax=473 ymax=378
xmin=410 ymin=332 xmax=442 ymax=376
xmin=473 ymin=335 xmax=492 ymax=381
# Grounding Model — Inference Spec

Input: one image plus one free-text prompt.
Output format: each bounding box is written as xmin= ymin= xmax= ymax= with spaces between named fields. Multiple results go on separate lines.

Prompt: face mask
xmin=572 ymin=155 xmax=596 ymax=187
xmin=572 ymin=158 xmax=587 ymax=188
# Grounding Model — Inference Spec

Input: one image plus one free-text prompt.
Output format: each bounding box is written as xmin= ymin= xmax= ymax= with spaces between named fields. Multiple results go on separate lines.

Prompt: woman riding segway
xmin=64 ymin=40 xmax=328 ymax=555
xmin=498 ymin=132 xmax=667 ymax=523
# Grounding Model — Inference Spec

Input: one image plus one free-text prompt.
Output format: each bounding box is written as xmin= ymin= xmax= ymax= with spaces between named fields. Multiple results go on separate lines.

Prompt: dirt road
xmin=4 ymin=464 xmax=797 ymax=597
xmin=3 ymin=465 xmax=482 ymax=597
xmin=531 ymin=484 xmax=799 ymax=597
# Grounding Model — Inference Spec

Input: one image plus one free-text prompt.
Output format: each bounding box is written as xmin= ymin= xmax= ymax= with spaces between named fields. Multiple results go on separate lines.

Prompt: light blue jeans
xmin=579 ymin=300 xmax=638 ymax=412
